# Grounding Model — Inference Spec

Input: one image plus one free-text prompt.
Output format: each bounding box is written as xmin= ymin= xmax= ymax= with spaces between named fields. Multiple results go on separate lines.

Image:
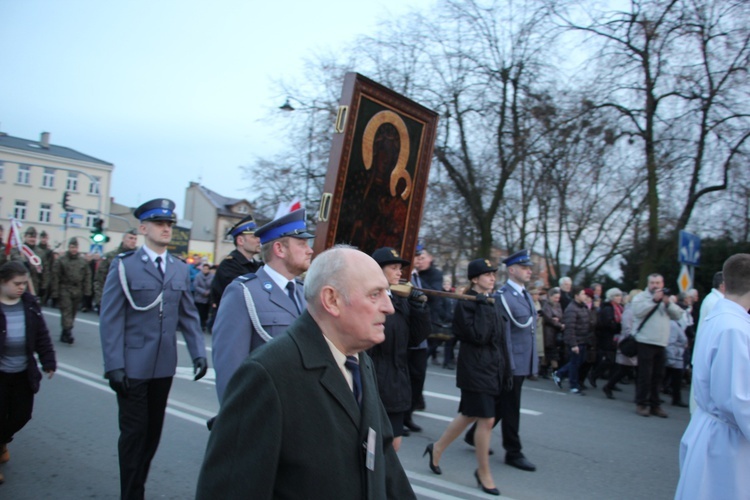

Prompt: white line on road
xmin=408 ymin=470 xmax=517 ymax=500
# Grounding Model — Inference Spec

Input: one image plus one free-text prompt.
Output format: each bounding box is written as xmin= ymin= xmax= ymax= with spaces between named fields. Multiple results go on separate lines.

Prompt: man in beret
xmin=212 ymin=209 xmax=314 ymax=403
xmin=51 ymin=237 xmax=91 ymax=344
xmin=99 ymin=198 xmax=207 ymax=500
xmin=210 ymin=214 xmax=261 ymax=311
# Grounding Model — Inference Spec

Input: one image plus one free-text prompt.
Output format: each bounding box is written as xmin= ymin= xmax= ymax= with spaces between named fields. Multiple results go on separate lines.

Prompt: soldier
xmin=210 ymin=214 xmax=261 ymax=310
xmin=37 ymin=231 xmax=56 ymax=305
xmin=10 ymin=227 xmax=43 ymax=296
xmin=99 ymin=198 xmax=207 ymax=500
xmin=212 ymin=209 xmax=313 ymax=403
xmin=93 ymin=229 xmax=138 ymax=310
xmin=465 ymin=249 xmax=538 ymax=472
xmin=51 ymin=238 xmax=91 ymax=344
xmin=0 ymin=225 xmax=7 ymax=267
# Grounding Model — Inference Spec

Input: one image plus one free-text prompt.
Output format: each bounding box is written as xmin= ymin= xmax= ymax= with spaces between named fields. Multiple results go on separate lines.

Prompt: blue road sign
xmin=678 ymin=230 xmax=701 ymax=266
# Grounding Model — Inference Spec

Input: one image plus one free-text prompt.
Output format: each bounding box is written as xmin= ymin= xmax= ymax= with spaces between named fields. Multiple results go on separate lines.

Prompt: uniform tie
xmin=155 ymin=256 xmax=164 ymax=278
xmin=286 ymin=281 xmax=300 ymax=314
xmin=344 ymin=355 xmax=362 ymax=407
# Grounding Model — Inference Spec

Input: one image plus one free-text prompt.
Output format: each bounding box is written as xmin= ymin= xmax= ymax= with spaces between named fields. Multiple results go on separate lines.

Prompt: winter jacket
xmin=0 ymin=292 xmax=56 ymax=393
xmin=632 ymin=289 xmax=684 ymax=347
xmin=563 ymin=300 xmax=595 ymax=347
xmin=368 ymin=295 xmax=431 ymax=412
xmin=453 ymin=290 xmax=512 ymax=395
xmin=596 ymin=301 xmax=622 ymax=351
xmin=541 ymin=299 xmax=564 ymax=349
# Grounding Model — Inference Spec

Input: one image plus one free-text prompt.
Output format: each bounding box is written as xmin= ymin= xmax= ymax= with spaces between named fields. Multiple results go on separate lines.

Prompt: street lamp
xmin=279 ymin=96 xmax=315 ymax=213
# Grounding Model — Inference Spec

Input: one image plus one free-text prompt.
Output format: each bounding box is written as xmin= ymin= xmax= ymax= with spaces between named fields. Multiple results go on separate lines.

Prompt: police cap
xmin=134 ymin=199 xmax=177 ymax=222
xmin=503 ymin=249 xmax=532 ymax=267
xmin=468 ymin=258 xmax=498 ymax=280
xmin=371 ymin=247 xmax=410 ymax=268
xmin=255 ymin=209 xmax=314 ymax=245
xmin=228 ymin=214 xmax=257 ymax=239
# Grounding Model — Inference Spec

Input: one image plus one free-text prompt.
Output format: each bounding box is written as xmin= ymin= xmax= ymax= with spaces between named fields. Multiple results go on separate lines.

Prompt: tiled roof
xmin=0 ymin=132 xmax=113 ymax=166
xmin=198 ymin=184 xmax=250 ymax=218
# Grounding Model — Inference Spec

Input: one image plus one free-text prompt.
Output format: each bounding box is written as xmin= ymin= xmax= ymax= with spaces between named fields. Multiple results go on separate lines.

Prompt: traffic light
xmin=62 ymin=191 xmax=71 ymax=211
xmin=90 ymin=218 xmax=110 ymax=244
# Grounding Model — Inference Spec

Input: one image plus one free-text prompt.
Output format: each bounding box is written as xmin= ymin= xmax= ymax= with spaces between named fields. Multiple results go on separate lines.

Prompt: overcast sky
xmin=0 ymin=0 xmax=435 ymax=214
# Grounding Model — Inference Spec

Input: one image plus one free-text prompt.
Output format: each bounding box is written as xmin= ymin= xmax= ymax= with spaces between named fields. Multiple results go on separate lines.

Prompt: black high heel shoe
xmin=474 ymin=470 xmax=500 ymax=496
xmin=423 ymin=443 xmax=442 ymax=475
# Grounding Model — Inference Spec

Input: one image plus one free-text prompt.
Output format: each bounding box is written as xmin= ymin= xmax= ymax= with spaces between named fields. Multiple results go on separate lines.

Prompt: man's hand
xmin=193 ymin=357 xmax=208 ymax=381
xmin=106 ymin=369 xmax=129 ymax=398
xmin=408 ymin=289 xmax=427 ymax=308
xmin=652 ymin=288 xmax=665 ymax=303
xmin=475 ymin=293 xmax=488 ymax=304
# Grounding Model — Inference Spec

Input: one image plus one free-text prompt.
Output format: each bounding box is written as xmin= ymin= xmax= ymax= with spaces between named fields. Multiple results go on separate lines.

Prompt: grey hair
xmin=304 ymin=244 xmax=356 ymax=308
xmin=605 ymin=287 xmax=623 ymax=301
xmin=548 ymin=287 xmax=561 ymax=296
xmin=559 ymin=277 xmax=572 ymax=286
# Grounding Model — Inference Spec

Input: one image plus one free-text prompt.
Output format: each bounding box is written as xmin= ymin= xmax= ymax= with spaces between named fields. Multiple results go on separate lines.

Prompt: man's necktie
xmin=344 ymin=355 xmax=362 ymax=407
xmin=155 ymin=256 xmax=164 ymax=278
xmin=286 ymin=281 xmax=300 ymax=314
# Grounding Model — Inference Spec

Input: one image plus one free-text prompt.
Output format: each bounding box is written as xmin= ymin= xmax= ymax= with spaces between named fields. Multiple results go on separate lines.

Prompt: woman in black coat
xmin=368 ymin=248 xmax=431 ymax=452
xmin=425 ymin=259 xmax=511 ymax=496
xmin=0 ymin=261 xmax=56 ymax=483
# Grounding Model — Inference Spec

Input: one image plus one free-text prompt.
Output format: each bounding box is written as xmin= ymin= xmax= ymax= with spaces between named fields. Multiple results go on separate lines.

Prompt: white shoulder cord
xmin=241 ymin=282 xmax=273 ymax=343
xmin=118 ymin=259 xmax=163 ymax=313
xmin=499 ymin=292 xmax=533 ymax=329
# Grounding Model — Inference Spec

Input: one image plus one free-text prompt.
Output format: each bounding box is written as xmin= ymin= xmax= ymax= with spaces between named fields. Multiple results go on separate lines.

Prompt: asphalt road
xmin=0 ymin=308 xmax=689 ymax=499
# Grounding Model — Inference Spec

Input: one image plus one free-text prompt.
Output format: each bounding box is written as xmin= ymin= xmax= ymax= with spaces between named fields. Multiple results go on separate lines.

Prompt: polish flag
xmin=273 ymin=198 xmax=303 ymax=220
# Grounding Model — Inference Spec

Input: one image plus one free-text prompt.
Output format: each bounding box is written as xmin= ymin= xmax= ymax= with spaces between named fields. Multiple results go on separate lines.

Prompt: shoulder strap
xmin=636 ymin=303 xmax=661 ymax=333
xmin=240 ymin=281 xmax=273 ymax=343
xmin=117 ymin=258 xmax=163 ymax=312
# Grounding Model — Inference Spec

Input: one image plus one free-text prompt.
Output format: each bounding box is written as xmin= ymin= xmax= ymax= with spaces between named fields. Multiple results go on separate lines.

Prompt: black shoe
xmin=588 ymin=374 xmax=597 ymax=388
xmin=611 ymin=386 xmax=623 ymax=392
xmin=60 ymin=330 xmax=74 ymax=345
xmin=404 ymin=418 xmax=422 ymax=432
xmin=423 ymin=443 xmax=442 ymax=475
xmin=505 ymin=455 xmax=536 ymax=472
xmin=603 ymin=386 xmax=615 ymax=399
xmin=474 ymin=470 xmax=500 ymax=496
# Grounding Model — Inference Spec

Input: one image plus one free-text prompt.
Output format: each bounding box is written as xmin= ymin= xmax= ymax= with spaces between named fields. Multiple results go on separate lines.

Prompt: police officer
xmin=50 ymin=238 xmax=91 ymax=344
xmin=99 ymin=198 xmax=207 ymax=500
xmin=93 ymin=229 xmax=138 ymax=310
xmin=465 ymin=249 xmax=538 ymax=472
xmin=212 ymin=209 xmax=313 ymax=403
xmin=210 ymin=214 xmax=261 ymax=310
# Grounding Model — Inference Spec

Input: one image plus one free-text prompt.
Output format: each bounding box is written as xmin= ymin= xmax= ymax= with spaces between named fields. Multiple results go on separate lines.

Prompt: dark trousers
xmin=635 ymin=342 xmax=666 ymax=407
xmin=557 ymin=344 xmax=587 ymax=390
xmin=195 ymin=302 xmax=210 ymax=330
xmin=117 ymin=377 xmax=172 ymax=500
xmin=590 ymin=349 xmax=616 ymax=382
xmin=0 ymin=371 xmax=34 ymax=445
xmin=665 ymin=367 xmax=684 ymax=404
xmin=407 ymin=348 xmax=428 ymax=410
xmin=603 ymin=364 xmax=634 ymax=391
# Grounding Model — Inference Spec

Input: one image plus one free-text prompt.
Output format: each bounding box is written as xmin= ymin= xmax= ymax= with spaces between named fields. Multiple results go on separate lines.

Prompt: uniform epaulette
xmin=174 ymin=255 xmax=186 ymax=263
xmin=118 ymin=250 xmax=136 ymax=258
xmin=497 ymin=288 xmax=506 ymax=294
xmin=225 ymin=255 xmax=234 ymax=260
xmin=235 ymin=273 xmax=258 ymax=283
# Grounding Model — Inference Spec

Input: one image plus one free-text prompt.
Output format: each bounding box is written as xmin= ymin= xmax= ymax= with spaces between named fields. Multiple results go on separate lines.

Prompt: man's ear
xmin=138 ymin=223 xmax=147 ymax=236
xmin=319 ymin=286 xmax=342 ymax=317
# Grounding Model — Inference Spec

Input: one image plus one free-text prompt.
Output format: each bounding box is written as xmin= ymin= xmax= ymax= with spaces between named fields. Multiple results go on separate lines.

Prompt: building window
xmin=39 ymin=203 xmax=52 ymax=223
xmin=14 ymin=201 xmax=27 ymax=220
xmin=66 ymin=173 xmax=78 ymax=191
xmin=88 ymin=177 xmax=100 ymax=195
xmin=42 ymin=168 xmax=55 ymax=188
xmin=86 ymin=210 xmax=98 ymax=228
xmin=0 ymin=161 xmax=5 ymax=181
xmin=17 ymin=165 xmax=30 ymax=185
xmin=236 ymin=205 xmax=249 ymax=214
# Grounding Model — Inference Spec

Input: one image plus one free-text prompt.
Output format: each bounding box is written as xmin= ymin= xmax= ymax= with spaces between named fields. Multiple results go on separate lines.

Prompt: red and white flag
xmin=6 ymin=218 xmax=41 ymax=268
xmin=273 ymin=198 xmax=303 ymax=220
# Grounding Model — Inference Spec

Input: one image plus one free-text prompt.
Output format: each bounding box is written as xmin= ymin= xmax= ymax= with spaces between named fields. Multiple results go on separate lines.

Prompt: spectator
xmin=631 ymin=274 xmax=684 ymax=418
xmin=553 ymin=287 xmax=595 ymax=394
xmin=541 ymin=287 xmax=565 ymax=377
xmin=193 ymin=263 xmax=213 ymax=332
xmin=559 ymin=277 xmax=573 ymax=310
xmin=588 ymin=288 xmax=623 ymax=388
xmin=602 ymin=289 xmax=640 ymax=399
xmin=664 ymin=313 xmax=689 ymax=408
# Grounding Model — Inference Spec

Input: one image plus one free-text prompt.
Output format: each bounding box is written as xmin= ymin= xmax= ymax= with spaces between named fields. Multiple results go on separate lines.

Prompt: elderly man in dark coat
xmin=196 ymin=246 xmax=415 ymax=500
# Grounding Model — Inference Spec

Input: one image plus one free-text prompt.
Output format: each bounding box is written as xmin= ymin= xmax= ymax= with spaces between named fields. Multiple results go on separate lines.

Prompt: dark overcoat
xmin=196 ymin=311 xmax=416 ymax=500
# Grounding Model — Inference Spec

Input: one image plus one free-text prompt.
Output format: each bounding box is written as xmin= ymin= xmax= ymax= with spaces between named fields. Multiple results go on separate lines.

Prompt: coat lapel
xmin=163 ymin=253 xmax=177 ymax=285
xmin=290 ymin=313 xmax=361 ymax=427
xmin=257 ymin=268 xmax=300 ymax=316
xmin=137 ymin=248 xmax=163 ymax=282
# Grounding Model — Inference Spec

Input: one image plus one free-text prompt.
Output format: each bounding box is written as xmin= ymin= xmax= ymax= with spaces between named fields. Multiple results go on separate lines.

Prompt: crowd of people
xmin=1 ymin=206 xmax=746 ymax=498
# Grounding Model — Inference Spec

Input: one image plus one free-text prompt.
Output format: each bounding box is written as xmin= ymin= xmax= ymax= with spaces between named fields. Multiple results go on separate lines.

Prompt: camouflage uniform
xmin=94 ymin=244 xmax=129 ymax=307
xmin=36 ymin=237 xmax=56 ymax=303
xmin=52 ymin=244 xmax=92 ymax=343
